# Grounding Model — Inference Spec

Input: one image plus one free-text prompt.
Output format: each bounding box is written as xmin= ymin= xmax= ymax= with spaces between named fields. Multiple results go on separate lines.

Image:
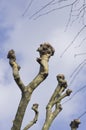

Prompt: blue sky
xmin=0 ymin=0 xmax=86 ymax=130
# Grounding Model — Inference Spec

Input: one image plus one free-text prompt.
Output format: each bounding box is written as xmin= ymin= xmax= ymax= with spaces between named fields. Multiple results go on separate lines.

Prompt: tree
xmin=7 ymin=43 xmax=80 ymax=130
xmin=0 ymin=1 xmax=86 ymax=130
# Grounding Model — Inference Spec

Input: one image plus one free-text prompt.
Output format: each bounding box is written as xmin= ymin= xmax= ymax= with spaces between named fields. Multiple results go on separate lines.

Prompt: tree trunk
xmin=11 ymin=92 xmax=31 ymax=130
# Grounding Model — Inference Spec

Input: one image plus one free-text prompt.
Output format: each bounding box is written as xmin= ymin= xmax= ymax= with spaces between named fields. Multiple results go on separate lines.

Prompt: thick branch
xmin=42 ymin=74 xmax=72 ymax=130
xmin=23 ymin=104 xmax=39 ymax=130
xmin=27 ymin=43 xmax=55 ymax=92
xmin=7 ymin=43 xmax=55 ymax=130
xmin=42 ymin=103 xmax=62 ymax=130
xmin=7 ymin=49 xmax=25 ymax=92
xmin=47 ymin=74 xmax=67 ymax=109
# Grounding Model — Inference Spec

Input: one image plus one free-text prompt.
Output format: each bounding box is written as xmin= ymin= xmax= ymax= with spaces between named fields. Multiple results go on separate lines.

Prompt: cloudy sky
xmin=0 ymin=0 xmax=86 ymax=130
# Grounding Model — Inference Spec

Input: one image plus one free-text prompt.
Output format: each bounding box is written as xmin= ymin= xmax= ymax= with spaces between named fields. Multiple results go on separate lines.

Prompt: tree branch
xmin=62 ymin=85 xmax=86 ymax=105
xmin=23 ymin=104 xmax=39 ymax=130
xmin=26 ymin=43 xmax=55 ymax=92
xmin=7 ymin=43 xmax=55 ymax=130
xmin=69 ymin=60 xmax=86 ymax=85
xmin=33 ymin=0 xmax=79 ymax=20
xmin=29 ymin=0 xmax=56 ymax=19
xmin=60 ymin=25 xmax=86 ymax=57
xmin=7 ymin=49 xmax=25 ymax=93
xmin=53 ymin=89 xmax=72 ymax=104
xmin=42 ymin=74 xmax=72 ymax=130
xmin=22 ymin=0 xmax=34 ymax=16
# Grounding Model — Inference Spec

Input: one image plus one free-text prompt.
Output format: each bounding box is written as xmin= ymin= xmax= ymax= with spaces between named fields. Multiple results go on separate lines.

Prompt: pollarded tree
xmin=7 ymin=43 xmax=80 ymax=130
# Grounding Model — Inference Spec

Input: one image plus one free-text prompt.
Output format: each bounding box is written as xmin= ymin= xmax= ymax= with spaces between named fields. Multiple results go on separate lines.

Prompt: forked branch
xmin=7 ymin=43 xmax=55 ymax=130
xmin=42 ymin=74 xmax=72 ymax=130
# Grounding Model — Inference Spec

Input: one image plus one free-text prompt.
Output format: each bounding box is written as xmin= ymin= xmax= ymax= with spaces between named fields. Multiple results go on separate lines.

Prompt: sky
xmin=0 ymin=0 xmax=86 ymax=130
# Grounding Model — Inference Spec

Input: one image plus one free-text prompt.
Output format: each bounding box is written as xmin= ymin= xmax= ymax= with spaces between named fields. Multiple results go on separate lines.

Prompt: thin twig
xmin=33 ymin=4 xmax=72 ymax=20
xmin=22 ymin=0 xmax=34 ymax=16
xmin=65 ymin=4 xmax=73 ymax=31
xmin=78 ymin=111 xmax=86 ymax=119
xmin=70 ymin=59 xmax=86 ymax=78
xmin=60 ymin=25 xmax=86 ymax=57
xmin=62 ymin=85 xmax=86 ymax=105
xmin=69 ymin=62 xmax=86 ymax=85
xmin=74 ymin=52 xmax=86 ymax=57
xmin=29 ymin=0 xmax=56 ymax=19
xmin=75 ymin=37 xmax=86 ymax=48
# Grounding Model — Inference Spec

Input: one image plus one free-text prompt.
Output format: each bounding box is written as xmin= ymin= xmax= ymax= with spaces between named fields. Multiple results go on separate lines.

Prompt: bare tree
xmin=5 ymin=0 xmax=86 ymax=129
xmin=16 ymin=0 xmax=86 ymax=129
xmin=7 ymin=43 xmax=79 ymax=130
xmin=7 ymin=43 xmax=54 ymax=130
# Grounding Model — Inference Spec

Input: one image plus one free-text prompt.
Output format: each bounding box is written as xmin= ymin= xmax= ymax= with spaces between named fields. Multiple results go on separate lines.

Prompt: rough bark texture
xmin=7 ymin=43 xmax=55 ymax=130
xmin=42 ymin=74 xmax=72 ymax=130
xmin=70 ymin=119 xmax=81 ymax=130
